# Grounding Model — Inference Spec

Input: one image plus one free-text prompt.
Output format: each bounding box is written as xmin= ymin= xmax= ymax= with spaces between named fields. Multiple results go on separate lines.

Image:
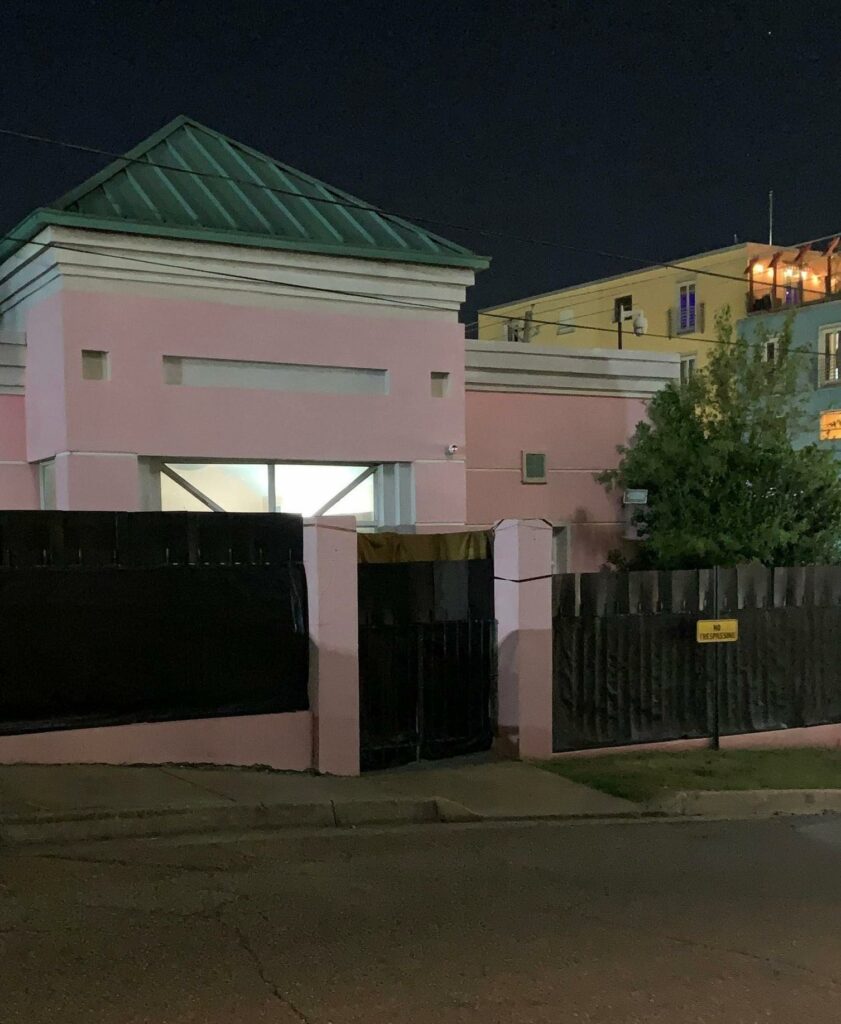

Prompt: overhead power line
xmin=0 ymin=230 xmax=827 ymax=364
xmin=1 ymin=124 xmax=838 ymax=301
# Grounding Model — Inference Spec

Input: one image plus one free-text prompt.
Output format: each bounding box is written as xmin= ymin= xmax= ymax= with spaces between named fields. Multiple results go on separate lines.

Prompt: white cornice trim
xmin=465 ymin=341 xmax=679 ymax=398
xmin=0 ymin=227 xmax=475 ymax=320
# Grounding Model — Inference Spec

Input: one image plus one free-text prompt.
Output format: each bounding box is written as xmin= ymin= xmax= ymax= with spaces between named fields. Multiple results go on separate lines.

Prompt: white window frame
xmin=763 ymin=334 xmax=780 ymax=364
xmin=505 ymin=320 xmax=522 ymax=343
xmin=155 ymin=459 xmax=414 ymax=530
xmin=39 ymin=460 xmax=56 ymax=510
xmin=521 ymin=450 xmax=548 ymax=484
xmin=677 ymin=282 xmax=697 ymax=334
xmin=556 ymin=307 xmax=575 ymax=335
xmin=819 ymin=325 xmax=841 ymax=386
xmin=680 ymin=354 xmax=697 ymax=383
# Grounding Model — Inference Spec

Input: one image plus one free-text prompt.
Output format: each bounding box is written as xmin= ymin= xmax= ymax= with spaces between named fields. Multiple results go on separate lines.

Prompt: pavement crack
xmin=155 ymin=767 xmax=238 ymax=803
xmin=33 ymin=852 xmax=250 ymax=875
xmin=217 ymin=909 xmax=312 ymax=1023
xmin=551 ymin=892 xmax=841 ymax=993
xmin=34 ymin=853 xmax=140 ymax=870
xmin=661 ymin=931 xmax=841 ymax=990
xmin=567 ymin=899 xmax=841 ymax=993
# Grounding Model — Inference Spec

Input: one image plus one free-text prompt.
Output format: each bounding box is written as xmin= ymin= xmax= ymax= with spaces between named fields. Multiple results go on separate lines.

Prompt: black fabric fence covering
xmin=0 ymin=510 xmax=303 ymax=567
xmin=0 ymin=512 xmax=308 ymax=735
xmin=552 ymin=565 xmax=841 ymax=753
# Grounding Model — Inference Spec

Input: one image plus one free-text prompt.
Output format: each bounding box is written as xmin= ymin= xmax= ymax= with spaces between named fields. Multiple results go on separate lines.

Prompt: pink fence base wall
xmin=0 ymin=711 xmax=312 ymax=770
xmin=549 ymin=723 xmax=841 ymax=760
xmin=0 ymin=515 xmax=361 ymax=774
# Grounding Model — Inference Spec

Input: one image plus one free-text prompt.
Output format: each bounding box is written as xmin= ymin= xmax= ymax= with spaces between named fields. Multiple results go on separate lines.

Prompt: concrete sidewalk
xmin=0 ymin=759 xmax=637 ymax=844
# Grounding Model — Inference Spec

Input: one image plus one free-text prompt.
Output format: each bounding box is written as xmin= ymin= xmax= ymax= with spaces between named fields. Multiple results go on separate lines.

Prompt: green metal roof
xmin=0 ymin=116 xmax=488 ymax=270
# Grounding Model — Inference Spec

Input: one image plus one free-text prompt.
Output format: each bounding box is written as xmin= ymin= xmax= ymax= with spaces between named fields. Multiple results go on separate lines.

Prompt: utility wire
xmin=0 ymin=230 xmax=826 ymax=364
xmin=478 ymin=252 xmax=784 ymax=316
xmin=1 ymin=123 xmax=837 ymax=300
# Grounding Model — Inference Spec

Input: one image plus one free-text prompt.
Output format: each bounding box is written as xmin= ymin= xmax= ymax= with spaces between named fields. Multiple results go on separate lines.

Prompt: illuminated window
xmin=820 ymin=410 xmax=841 ymax=441
xmin=160 ymin=462 xmax=376 ymax=524
xmin=821 ymin=330 xmax=841 ymax=385
xmin=678 ymin=284 xmax=696 ymax=332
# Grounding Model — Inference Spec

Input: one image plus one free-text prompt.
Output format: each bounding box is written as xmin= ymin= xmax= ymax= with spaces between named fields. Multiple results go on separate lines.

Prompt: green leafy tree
xmin=600 ymin=309 xmax=841 ymax=569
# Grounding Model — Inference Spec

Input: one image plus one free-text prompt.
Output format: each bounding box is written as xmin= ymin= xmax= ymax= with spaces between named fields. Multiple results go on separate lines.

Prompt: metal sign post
xmin=697 ymin=568 xmax=739 ymax=750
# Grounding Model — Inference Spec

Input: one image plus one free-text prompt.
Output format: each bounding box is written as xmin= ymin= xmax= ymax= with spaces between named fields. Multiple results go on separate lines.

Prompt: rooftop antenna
xmin=768 ymin=189 xmax=774 ymax=245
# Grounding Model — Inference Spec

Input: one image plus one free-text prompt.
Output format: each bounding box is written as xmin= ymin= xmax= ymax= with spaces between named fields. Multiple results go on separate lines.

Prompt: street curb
xmin=646 ymin=788 xmax=841 ymax=819
xmin=6 ymin=788 xmax=836 ymax=846
xmin=0 ymin=796 xmax=481 ymax=846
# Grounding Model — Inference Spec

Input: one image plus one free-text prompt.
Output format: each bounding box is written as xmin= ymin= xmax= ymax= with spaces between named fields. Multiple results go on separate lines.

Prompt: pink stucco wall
xmin=0 ymin=395 xmax=38 ymax=508
xmin=23 ymin=294 xmax=68 ymax=462
xmin=54 ymin=452 xmax=141 ymax=511
xmin=23 ymin=289 xmax=466 ymax=524
xmin=0 ymin=395 xmax=27 ymax=459
xmin=465 ymin=390 xmax=646 ymax=571
xmin=414 ymin=459 xmax=467 ymax=525
xmin=0 ymin=711 xmax=312 ymax=770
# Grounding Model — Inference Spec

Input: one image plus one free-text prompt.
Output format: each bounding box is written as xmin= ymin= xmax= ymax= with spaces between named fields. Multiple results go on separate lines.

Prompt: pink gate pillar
xmin=304 ymin=516 xmax=360 ymax=776
xmin=494 ymin=519 xmax=554 ymax=759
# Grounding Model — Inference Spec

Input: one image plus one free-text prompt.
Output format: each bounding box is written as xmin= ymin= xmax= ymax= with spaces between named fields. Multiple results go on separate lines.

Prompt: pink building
xmin=0 ymin=118 xmax=685 ymax=772
xmin=1 ymin=115 xmax=678 ymax=559
xmin=464 ymin=342 xmax=678 ymax=570
xmin=0 ymin=116 xmax=486 ymax=526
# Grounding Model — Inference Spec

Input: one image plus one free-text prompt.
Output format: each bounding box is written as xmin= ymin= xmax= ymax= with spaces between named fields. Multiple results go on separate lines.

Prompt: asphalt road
xmin=3 ymin=815 xmax=841 ymax=1023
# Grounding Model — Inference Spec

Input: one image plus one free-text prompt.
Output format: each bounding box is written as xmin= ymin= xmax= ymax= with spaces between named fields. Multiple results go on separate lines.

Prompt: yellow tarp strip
xmin=357 ymin=530 xmax=491 ymax=564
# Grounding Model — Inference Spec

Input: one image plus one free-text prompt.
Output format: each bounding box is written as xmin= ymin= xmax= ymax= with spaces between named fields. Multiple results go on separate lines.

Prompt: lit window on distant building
xmin=821 ymin=329 xmax=841 ymax=385
xmin=678 ymin=284 xmax=696 ymax=332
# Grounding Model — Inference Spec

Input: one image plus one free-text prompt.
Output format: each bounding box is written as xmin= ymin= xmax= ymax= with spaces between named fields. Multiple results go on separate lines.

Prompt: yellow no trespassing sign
xmin=696 ymin=619 xmax=739 ymax=643
xmin=820 ymin=410 xmax=841 ymax=441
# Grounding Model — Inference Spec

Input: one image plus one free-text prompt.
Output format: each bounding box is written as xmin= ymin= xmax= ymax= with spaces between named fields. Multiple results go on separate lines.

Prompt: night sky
xmin=2 ymin=1 xmax=840 ymax=323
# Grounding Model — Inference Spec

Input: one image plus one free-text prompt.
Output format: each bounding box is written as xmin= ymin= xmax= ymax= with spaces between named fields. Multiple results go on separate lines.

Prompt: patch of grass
xmin=540 ymin=748 xmax=841 ymax=803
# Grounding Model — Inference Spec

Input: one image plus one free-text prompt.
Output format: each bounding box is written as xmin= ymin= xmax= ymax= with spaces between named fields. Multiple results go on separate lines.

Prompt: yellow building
xmin=478 ymin=242 xmax=779 ymax=376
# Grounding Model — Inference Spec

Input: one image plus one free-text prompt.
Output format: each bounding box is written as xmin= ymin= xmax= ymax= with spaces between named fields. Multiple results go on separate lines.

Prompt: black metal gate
xmin=358 ymin=559 xmax=496 ymax=771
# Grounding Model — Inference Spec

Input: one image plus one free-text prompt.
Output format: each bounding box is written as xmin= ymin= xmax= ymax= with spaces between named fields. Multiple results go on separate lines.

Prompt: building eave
xmin=0 ymin=209 xmax=490 ymax=271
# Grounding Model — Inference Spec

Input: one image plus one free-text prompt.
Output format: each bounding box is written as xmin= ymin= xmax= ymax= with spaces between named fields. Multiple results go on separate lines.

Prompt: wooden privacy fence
xmin=552 ymin=565 xmax=841 ymax=753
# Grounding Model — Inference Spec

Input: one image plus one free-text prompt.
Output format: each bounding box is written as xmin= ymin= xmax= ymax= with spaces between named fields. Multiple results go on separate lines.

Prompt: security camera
xmin=446 ymin=444 xmax=459 ymax=456
xmin=632 ymin=311 xmax=648 ymax=336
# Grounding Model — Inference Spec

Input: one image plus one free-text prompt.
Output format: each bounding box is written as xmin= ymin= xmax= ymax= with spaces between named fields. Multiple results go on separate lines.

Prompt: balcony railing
xmin=667 ymin=303 xmax=705 ymax=337
xmin=745 ymin=289 xmax=811 ymax=315
xmin=745 ymin=248 xmax=839 ymax=316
